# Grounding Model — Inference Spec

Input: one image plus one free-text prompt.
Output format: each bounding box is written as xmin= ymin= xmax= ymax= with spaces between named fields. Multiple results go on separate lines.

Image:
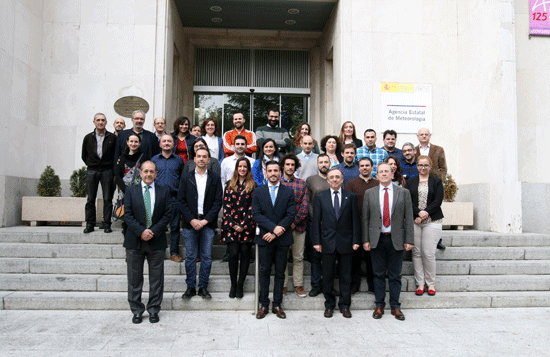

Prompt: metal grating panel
xmin=194 ymin=48 xmax=309 ymax=89
xmin=195 ymin=48 xmax=251 ymax=86
xmin=254 ymin=50 xmax=309 ymax=88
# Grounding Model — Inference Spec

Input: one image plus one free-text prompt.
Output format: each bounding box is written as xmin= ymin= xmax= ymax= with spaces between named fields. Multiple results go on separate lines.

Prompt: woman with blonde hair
xmin=221 ymin=157 xmax=257 ymax=298
xmin=339 ymin=121 xmax=363 ymax=148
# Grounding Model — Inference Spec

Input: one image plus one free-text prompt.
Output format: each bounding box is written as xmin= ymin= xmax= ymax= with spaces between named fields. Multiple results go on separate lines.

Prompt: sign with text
xmin=380 ymin=83 xmax=432 ymax=133
xmin=530 ymin=0 xmax=550 ymax=35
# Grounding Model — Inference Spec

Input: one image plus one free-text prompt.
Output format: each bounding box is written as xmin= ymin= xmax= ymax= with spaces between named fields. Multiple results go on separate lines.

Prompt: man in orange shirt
xmin=223 ymin=112 xmax=257 ymax=156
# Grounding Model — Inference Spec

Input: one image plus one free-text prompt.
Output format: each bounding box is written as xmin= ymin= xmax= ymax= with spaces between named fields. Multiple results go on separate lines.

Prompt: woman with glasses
xmin=406 ymin=155 xmax=444 ymax=296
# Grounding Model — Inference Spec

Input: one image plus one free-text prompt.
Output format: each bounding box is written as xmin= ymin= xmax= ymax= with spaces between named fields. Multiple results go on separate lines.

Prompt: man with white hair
xmin=114 ymin=110 xmax=159 ymax=164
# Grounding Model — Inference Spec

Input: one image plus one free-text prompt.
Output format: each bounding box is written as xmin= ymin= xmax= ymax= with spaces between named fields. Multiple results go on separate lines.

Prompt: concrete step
xmin=442 ymin=231 xmax=550 ymax=247
xmin=4 ymin=257 xmax=549 ymax=276
xmin=2 ymin=273 xmax=549 ymax=293
xmin=3 ymin=290 xmax=550 ymax=310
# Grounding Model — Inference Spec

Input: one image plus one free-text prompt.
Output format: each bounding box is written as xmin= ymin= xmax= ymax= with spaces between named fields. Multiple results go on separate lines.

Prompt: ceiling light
xmin=212 ymin=17 xmax=222 ymax=23
xmin=210 ymin=6 xmax=222 ymax=12
xmin=285 ymin=19 xmax=296 ymax=25
xmin=288 ymin=8 xmax=299 ymax=15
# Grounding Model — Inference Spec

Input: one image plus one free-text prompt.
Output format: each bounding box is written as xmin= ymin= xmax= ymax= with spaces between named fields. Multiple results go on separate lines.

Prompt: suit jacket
xmin=415 ymin=144 xmax=447 ymax=180
xmin=312 ymin=189 xmax=361 ymax=254
xmin=406 ymin=176 xmax=444 ymax=221
xmin=123 ymin=183 xmax=172 ymax=251
xmin=251 ymin=184 xmax=296 ymax=246
xmin=177 ymin=169 xmax=223 ymax=229
xmin=114 ymin=128 xmax=160 ymax=168
xmin=362 ymin=185 xmax=414 ymax=251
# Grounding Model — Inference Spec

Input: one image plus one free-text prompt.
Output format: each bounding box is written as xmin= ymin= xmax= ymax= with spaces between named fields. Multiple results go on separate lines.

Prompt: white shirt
xmin=379 ymin=183 xmax=393 ymax=233
xmin=141 ymin=181 xmax=156 ymax=216
xmin=204 ymin=134 xmax=219 ymax=160
xmin=419 ymin=143 xmax=431 ymax=156
xmin=330 ymin=188 xmax=342 ymax=208
xmin=195 ymin=170 xmax=208 ymax=215
xmin=220 ymin=155 xmax=255 ymax=187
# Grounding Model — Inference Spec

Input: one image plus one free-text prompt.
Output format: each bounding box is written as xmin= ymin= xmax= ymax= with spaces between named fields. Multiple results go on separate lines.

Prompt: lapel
xmin=339 ymin=190 xmax=350 ymax=218
xmin=325 ymin=190 xmax=337 ymax=220
xmin=205 ymin=171 xmax=213 ymax=197
xmin=189 ymin=172 xmax=197 ymax=190
xmin=134 ymin=185 xmax=146 ymax=220
xmin=392 ymin=186 xmax=400 ymax=216
xmin=152 ymin=186 xmax=163 ymax=219
xmin=272 ymin=184 xmax=283 ymax=211
xmin=373 ymin=187 xmax=381 ymax=218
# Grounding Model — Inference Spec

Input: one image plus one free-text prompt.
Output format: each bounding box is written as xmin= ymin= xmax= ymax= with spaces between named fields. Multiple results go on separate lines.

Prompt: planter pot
xmin=441 ymin=202 xmax=474 ymax=230
xmin=22 ymin=197 xmax=103 ymax=225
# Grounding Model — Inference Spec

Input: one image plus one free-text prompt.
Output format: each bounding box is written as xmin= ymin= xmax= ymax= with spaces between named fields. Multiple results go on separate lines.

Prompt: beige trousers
xmin=412 ymin=222 xmax=442 ymax=287
xmin=284 ymin=230 xmax=306 ymax=287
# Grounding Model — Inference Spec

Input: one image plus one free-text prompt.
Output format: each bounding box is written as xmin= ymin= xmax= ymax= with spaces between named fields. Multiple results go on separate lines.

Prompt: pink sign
xmin=530 ymin=0 xmax=550 ymax=35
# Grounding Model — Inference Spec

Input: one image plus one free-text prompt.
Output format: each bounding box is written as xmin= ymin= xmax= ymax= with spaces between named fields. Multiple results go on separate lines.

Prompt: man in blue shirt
xmin=382 ymin=129 xmax=404 ymax=162
xmin=399 ymin=142 xmax=419 ymax=180
xmin=336 ymin=143 xmax=360 ymax=186
xmin=356 ymin=129 xmax=388 ymax=178
xmin=152 ymin=134 xmax=184 ymax=262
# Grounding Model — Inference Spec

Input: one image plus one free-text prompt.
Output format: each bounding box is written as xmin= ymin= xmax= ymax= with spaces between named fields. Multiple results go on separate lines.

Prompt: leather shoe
xmin=198 ymin=288 xmax=212 ymax=299
xmin=340 ymin=308 xmax=352 ymax=318
xmin=149 ymin=312 xmax=159 ymax=323
xmin=182 ymin=287 xmax=196 ymax=298
xmin=132 ymin=313 xmax=142 ymax=324
xmin=373 ymin=306 xmax=384 ymax=319
xmin=272 ymin=306 xmax=286 ymax=319
xmin=309 ymin=286 xmax=322 ymax=297
xmin=391 ymin=308 xmax=405 ymax=321
xmin=83 ymin=226 xmax=94 ymax=234
xmin=170 ymin=254 xmax=183 ymax=262
xmin=437 ymin=239 xmax=446 ymax=250
xmin=324 ymin=309 xmax=333 ymax=318
xmin=282 ymin=287 xmax=288 ymax=295
xmin=415 ymin=287 xmax=425 ymax=296
xmin=427 ymin=287 xmax=436 ymax=296
xmin=104 ymin=226 xmax=112 ymax=233
xmin=256 ymin=306 xmax=268 ymax=319
xmin=350 ymin=285 xmax=360 ymax=295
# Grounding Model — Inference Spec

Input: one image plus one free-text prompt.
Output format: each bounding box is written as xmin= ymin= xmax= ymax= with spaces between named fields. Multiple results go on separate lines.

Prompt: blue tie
xmin=334 ymin=191 xmax=340 ymax=220
xmin=270 ymin=185 xmax=277 ymax=206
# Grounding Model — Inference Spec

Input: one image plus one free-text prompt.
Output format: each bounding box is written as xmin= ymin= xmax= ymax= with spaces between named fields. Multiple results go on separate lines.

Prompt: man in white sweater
xmin=295 ymin=136 xmax=319 ymax=181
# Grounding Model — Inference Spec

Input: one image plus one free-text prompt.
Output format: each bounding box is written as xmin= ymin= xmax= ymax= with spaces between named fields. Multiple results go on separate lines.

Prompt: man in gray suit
xmin=362 ymin=162 xmax=414 ymax=321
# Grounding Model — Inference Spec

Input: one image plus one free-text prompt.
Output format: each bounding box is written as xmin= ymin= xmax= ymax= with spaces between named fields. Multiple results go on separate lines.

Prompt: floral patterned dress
xmin=221 ymin=181 xmax=256 ymax=243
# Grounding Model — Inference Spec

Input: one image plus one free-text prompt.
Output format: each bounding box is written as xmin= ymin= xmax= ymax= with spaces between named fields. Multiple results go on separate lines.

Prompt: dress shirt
xmin=355 ymin=146 xmax=388 ymax=178
xmin=195 ymin=170 xmax=208 ymax=215
xmin=400 ymin=159 xmax=419 ymax=179
xmin=419 ymin=143 xmax=431 ymax=156
xmin=152 ymin=152 xmax=183 ymax=195
xmin=95 ymin=130 xmax=105 ymax=159
xmin=336 ymin=162 xmax=360 ymax=187
xmin=267 ymin=182 xmax=280 ymax=201
xmin=300 ymin=151 xmax=313 ymax=161
xmin=379 ymin=183 xmax=393 ymax=233
xmin=141 ymin=181 xmax=156 ymax=216
xmin=204 ymin=134 xmax=219 ymax=160
xmin=330 ymin=188 xmax=342 ymax=208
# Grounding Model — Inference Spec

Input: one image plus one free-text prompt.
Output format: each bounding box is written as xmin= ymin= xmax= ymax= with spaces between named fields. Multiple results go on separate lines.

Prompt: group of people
xmin=81 ymin=108 xmax=447 ymax=324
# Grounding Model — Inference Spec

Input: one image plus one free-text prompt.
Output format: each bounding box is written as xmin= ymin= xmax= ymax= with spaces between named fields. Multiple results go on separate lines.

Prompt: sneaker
xmin=294 ymin=286 xmax=307 ymax=298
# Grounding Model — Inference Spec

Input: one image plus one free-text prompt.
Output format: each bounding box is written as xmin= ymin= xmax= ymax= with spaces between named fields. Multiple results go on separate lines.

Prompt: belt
xmin=197 ymin=214 xmax=205 ymax=220
xmin=380 ymin=232 xmax=391 ymax=236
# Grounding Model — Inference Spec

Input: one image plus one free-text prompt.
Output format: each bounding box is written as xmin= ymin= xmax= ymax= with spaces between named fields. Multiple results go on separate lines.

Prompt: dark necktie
xmin=383 ymin=188 xmax=390 ymax=227
xmin=334 ymin=191 xmax=340 ymax=220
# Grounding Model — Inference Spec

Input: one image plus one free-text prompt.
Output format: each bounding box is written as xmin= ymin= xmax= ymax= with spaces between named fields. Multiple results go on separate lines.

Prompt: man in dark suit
xmin=178 ymin=147 xmax=223 ymax=299
xmin=312 ymin=167 xmax=361 ymax=318
xmin=124 ymin=160 xmax=172 ymax=324
xmin=363 ymin=162 xmax=414 ymax=321
xmin=252 ymin=160 xmax=296 ymax=319
xmin=114 ymin=110 xmax=160 ymax=166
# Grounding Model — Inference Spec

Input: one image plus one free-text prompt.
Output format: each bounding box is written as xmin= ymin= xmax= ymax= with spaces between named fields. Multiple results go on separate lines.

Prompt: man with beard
xmin=256 ymin=108 xmax=292 ymax=154
xmin=400 ymin=142 xmax=419 ymax=179
xmin=223 ymin=112 xmax=257 ymax=156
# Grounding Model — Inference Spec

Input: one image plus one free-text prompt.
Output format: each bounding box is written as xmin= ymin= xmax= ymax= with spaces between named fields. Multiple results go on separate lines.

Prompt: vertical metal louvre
xmin=194 ymin=48 xmax=309 ymax=89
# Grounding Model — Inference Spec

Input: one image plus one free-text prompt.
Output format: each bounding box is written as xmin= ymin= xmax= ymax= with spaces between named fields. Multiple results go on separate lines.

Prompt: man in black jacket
xmin=81 ymin=113 xmax=117 ymax=233
xmin=114 ymin=110 xmax=160 ymax=166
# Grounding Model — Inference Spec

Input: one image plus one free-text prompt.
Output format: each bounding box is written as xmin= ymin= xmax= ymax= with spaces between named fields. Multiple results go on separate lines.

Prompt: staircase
xmin=0 ymin=227 xmax=549 ymax=310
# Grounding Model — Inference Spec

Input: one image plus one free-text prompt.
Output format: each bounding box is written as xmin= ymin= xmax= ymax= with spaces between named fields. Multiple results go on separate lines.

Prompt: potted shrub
xmin=441 ymin=174 xmax=473 ymax=229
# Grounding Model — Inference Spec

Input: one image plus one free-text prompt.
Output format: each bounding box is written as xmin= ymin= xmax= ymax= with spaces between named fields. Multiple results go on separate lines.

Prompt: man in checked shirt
xmin=280 ymin=153 xmax=310 ymax=297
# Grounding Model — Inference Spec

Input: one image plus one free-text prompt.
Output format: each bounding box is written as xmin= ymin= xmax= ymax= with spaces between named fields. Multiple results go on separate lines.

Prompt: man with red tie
xmin=362 ymin=162 xmax=414 ymax=321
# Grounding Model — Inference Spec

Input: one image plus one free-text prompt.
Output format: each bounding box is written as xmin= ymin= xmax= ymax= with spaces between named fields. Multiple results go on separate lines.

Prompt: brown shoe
xmin=373 ymin=306 xmax=384 ymax=319
xmin=340 ymin=308 xmax=352 ymax=318
xmin=294 ymin=286 xmax=307 ymax=298
xmin=282 ymin=287 xmax=288 ymax=295
xmin=256 ymin=306 xmax=269 ymax=319
xmin=272 ymin=306 xmax=286 ymax=319
xmin=170 ymin=254 xmax=183 ymax=262
xmin=324 ymin=309 xmax=333 ymax=318
xmin=391 ymin=308 xmax=405 ymax=321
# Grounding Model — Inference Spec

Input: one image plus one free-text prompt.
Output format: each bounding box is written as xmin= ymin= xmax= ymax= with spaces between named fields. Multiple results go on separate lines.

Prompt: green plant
xmin=70 ymin=167 xmax=87 ymax=197
xmin=37 ymin=166 xmax=61 ymax=197
xmin=443 ymin=174 xmax=458 ymax=202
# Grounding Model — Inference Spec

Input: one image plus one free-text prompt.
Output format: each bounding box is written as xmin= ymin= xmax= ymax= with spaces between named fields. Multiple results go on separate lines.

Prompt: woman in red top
xmin=171 ymin=116 xmax=195 ymax=163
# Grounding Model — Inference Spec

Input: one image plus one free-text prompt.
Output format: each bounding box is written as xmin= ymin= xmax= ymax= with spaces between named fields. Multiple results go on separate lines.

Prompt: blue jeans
xmin=182 ymin=227 xmax=214 ymax=289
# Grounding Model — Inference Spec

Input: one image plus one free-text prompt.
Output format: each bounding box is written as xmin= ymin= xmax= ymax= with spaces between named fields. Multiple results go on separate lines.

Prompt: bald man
xmin=415 ymin=128 xmax=447 ymax=181
xmin=113 ymin=117 xmax=126 ymax=137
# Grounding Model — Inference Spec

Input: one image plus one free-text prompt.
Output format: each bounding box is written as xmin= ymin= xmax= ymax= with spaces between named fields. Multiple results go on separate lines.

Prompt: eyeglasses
xmin=418 ymin=164 xmax=431 ymax=168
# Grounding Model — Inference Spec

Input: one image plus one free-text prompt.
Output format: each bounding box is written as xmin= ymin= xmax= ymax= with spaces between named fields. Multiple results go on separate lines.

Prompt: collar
xmin=343 ymin=161 xmax=355 ymax=168
xmin=330 ymin=187 xmax=342 ymax=196
xmin=94 ymin=129 xmax=106 ymax=137
xmin=141 ymin=181 xmax=155 ymax=190
xmin=267 ymin=123 xmax=278 ymax=129
xmin=281 ymin=175 xmax=295 ymax=183
xmin=268 ymin=182 xmax=280 ymax=189
xmin=380 ymin=183 xmax=393 ymax=191
xmin=195 ymin=169 xmax=208 ymax=177
xmin=419 ymin=143 xmax=431 ymax=149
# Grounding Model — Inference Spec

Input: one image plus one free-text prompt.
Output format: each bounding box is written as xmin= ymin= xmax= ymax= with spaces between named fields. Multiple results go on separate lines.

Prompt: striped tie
xmin=144 ymin=185 xmax=152 ymax=228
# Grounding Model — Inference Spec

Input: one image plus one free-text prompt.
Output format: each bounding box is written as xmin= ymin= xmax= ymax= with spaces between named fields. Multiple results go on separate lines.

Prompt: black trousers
xmin=322 ymin=251 xmax=353 ymax=310
xmin=351 ymin=249 xmax=374 ymax=291
xmin=85 ymin=168 xmax=114 ymax=226
xmin=258 ymin=242 xmax=289 ymax=308
xmin=370 ymin=234 xmax=404 ymax=309
xmin=126 ymin=243 xmax=165 ymax=315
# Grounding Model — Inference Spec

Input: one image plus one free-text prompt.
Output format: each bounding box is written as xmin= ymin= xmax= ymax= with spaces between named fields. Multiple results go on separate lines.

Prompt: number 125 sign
xmin=530 ymin=0 xmax=550 ymax=35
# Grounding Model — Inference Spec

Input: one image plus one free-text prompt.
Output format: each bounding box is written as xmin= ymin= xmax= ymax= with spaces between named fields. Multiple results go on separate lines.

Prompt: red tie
xmin=383 ymin=188 xmax=390 ymax=227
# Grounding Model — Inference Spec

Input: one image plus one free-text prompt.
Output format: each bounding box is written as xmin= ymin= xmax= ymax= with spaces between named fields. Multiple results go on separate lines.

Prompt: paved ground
xmin=1 ymin=308 xmax=549 ymax=356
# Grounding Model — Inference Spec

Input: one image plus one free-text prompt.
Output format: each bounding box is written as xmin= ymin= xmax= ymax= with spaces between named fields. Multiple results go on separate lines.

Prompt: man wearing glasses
xmin=399 ymin=143 xmax=419 ymax=180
